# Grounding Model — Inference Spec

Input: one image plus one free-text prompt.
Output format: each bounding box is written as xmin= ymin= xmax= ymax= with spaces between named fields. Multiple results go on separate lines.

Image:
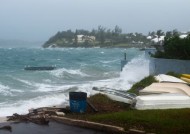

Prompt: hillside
xmin=43 ymin=26 xmax=152 ymax=48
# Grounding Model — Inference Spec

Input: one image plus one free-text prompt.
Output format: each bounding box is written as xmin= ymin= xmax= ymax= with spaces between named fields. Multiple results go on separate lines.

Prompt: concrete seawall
xmin=149 ymin=57 xmax=190 ymax=75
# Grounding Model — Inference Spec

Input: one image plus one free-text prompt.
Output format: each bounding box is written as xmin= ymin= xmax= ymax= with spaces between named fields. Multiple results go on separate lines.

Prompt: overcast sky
xmin=0 ymin=0 xmax=190 ymax=41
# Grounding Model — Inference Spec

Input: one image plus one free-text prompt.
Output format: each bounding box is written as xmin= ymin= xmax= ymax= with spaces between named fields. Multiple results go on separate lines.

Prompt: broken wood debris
xmin=7 ymin=107 xmax=69 ymax=125
xmin=7 ymin=113 xmax=49 ymax=125
xmin=87 ymin=100 xmax=98 ymax=112
xmin=0 ymin=125 xmax=12 ymax=132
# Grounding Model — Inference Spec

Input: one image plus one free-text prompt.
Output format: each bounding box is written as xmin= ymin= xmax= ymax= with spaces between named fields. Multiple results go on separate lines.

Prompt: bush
xmin=128 ymin=75 xmax=157 ymax=95
xmin=166 ymin=71 xmax=181 ymax=78
xmin=153 ymin=34 xmax=190 ymax=60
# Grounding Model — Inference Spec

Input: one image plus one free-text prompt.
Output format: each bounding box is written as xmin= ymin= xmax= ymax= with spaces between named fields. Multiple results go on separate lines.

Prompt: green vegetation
xmin=88 ymin=108 xmax=190 ymax=134
xmin=66 ymin=76 xmax=190 ymax=133
xmin=128 ymin=75 xmax=157 ymax=95
xmin=166 ymin=71 xmax=181 ymax=78
xmin=67 ymin=93 xmax=190 ymax=134
xmin=153 ymin=34 xmax=190 ymax=60
xmin=42 ymin=25 xmax=151 ymax=48
xmin=43 ymin=28 xmax=190 ymax=51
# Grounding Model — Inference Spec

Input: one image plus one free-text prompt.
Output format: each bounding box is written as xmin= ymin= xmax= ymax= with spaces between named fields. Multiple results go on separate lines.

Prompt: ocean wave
xmin=0 ymin=48 xmax=149 ymax=117
xmin=0 ymin=93 xmax=68 ymax=116
xmin=100 ymin=59 xmax=119 ymax=64
xmin=14 ymin=78 xmax=34 ymax=86
xmin=0 ymin=83 xmax=23 ymax=96
xmin=50 ymin=68 xmax=89 ymax=78
xmin=32 ymin=83 xmax=57 ymax=92
xmin=32 ymin=83 xmax=76 ymax=92
xmin=0 ymin=84 xmax=12 ymax=96
xmin=118 ymin=54 xmax=149 ymax=90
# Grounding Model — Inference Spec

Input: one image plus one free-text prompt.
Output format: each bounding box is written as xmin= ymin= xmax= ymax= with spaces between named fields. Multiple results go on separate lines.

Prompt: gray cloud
xmin=0 ymin=0 xmax=190 ymax=41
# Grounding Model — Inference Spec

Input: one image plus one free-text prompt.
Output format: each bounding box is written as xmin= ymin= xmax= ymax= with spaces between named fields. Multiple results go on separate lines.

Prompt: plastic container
xmin=69 ymin=92 xmax=87 ymax=113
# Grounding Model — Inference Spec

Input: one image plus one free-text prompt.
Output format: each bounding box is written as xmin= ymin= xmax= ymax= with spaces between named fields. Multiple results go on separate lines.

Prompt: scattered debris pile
xmin=0 ymin=125 xmax=12 ymax=132
xmin=7 ymin=107 xmax=70 ymax=125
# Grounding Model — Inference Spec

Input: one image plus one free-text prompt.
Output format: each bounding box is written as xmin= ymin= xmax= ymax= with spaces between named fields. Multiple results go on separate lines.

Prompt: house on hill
xmin=76 ymin=35 xmax=96 ymax=43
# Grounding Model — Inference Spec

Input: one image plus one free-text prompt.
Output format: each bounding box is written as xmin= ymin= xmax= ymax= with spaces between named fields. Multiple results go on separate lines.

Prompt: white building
xmin=76 ymin=35 xmax=96 ymax=43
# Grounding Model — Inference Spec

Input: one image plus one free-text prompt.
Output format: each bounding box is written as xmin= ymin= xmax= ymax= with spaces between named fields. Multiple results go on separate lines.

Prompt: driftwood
xmin=0 ymin=125 xmax=12 ymax=132
xmin=87 ymin=100 xmax=98 ymax=112
xmin=7 ymin=113 xmax=49 ymax=125
xmin=29 ymin=107 xmax=70 ymax=115
xmin=7 ymin=107 xmax=70 ymax=125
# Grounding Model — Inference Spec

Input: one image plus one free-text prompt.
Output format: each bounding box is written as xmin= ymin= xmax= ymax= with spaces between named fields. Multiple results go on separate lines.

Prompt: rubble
xmin=7 ymin=107 xmax=70 ymax=125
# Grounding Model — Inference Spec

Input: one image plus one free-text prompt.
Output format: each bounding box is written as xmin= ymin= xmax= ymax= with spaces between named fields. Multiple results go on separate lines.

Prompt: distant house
xmin=147 ymin=36 xmax=152 ymax=40
xmin=179 ymin=34 xmax=188 ymax=39
xmin=77 ymin=35 xmax=84 ymax=43
xmin=76 ymin=35 xmax=96 ymax=43
xmin=150 ymin=35 xmax=165 ymax=45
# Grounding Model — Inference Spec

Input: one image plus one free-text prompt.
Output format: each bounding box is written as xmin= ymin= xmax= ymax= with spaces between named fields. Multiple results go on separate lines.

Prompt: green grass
xmin=67 ymin=76 xmax=190 ymax=134
xmin=128 ymin=75 xmax=157 ymax=95
xmin=67 ymin=93 xmax=190 ymax=134
xmin=86 ymin=109 xmax=190 ymax=134
xmin=113 ymin=43 xmax=129 ymax=47
xmin=166 ymin=71 xmax=181 ymax=78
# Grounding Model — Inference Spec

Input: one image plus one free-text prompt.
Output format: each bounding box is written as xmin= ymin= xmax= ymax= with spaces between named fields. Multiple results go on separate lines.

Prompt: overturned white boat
xmin=139 ymin=83 xmax=190 ymax=96
xmin=135 ymin=93 xmax=190 ymax=110
xmin=136 ymin=82 xmax=190 ymax=110
xmin=92 ymin=87 xmax=136 ymax=104
xmin=155 ymin=74 xmax=187 ymax=83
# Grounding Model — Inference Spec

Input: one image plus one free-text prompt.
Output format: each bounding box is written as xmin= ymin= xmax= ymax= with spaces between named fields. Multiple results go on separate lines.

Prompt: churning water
xmin=0 ymin=47 xmax=149 ymax=116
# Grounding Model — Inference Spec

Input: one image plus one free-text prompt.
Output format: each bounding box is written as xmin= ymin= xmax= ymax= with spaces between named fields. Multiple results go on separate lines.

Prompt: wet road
xmin=0 ymin=121 xmax=106 ymax=134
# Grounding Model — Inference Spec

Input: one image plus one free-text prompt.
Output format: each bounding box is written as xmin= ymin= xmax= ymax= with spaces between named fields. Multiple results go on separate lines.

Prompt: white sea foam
xmin=33 ymin=83 xmax=76 ymax=92
xmin=10 ymin=89 xmax=24 ymax=93
xmin=0 ymin=84 xmax=13 ymax=96
xmin=0 ymin=49 xmax=150 ymax=116
xmin=0 ymin=94 xmax=68 ymax=116
xmin=76 ymin=55 xmax=150 ymax=91
xmin=46 ymin=55 xmax=150 ymax=94
xmin=117 ymin=55 xmax=149 ymax=90
xmin=100 ymin=59 xmax=119 ymax=64
xmin=14 ymin=78 xmax=34 ymax=86
xmin=0 ymin=83 xmax=24 ymax=96
xmin=50 ymin=68 xmax=89 ymax=78
xmin=32 ymin=83 xmax=57 ymax=92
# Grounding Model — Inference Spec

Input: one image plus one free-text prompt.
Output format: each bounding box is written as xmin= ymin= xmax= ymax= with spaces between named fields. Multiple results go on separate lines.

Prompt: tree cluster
xmin=42 ymin=26 xmax=150 ymax=48
xmin=153 ymin=34 xmax=190 ymax=60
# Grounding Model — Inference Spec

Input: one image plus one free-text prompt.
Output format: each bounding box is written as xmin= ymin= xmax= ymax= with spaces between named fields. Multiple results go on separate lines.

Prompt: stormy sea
xmin=0 ymin=47 xmax=149 ymax=116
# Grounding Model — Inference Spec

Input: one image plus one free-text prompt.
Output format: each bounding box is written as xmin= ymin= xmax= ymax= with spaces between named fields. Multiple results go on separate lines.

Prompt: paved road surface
xmin=0 ymin=121 xmax=106 ymax=134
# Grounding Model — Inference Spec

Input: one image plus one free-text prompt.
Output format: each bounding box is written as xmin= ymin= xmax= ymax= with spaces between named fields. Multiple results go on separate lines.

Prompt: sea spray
xmin=0 ymin=84 xmax=13 ymax=96
xmin=118 ymin=54 xmax=150 ymax=90
xmin=0 ymin=94 xmax=68 ymax=116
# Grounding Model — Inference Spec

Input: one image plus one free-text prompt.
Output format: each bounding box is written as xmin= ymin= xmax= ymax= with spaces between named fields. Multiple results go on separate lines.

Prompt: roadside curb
xmin=50 ymin=116 xmax=126 ymax=134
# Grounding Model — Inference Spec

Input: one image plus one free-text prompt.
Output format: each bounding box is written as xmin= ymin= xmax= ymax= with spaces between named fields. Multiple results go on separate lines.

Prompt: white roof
xmin=147 ymin=36 xmax=152 ymax=39
xmin=77 ymin=35 xmax=84 ymax=38
xmin=159 ymin=36 xmax=165 ymax=40
xmin=151 ymin=36 xmax=165 ymax=43
xmin=179 ymin=34 xmax=187 ymax=39
xmin=151 ymin=38 xmax=159 ymax=43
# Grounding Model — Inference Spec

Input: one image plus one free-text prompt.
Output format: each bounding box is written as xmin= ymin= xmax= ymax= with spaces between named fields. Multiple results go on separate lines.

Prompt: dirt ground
xmin=86 ymin=94 xmax=131 ymax=113
xmin=65 ymin=93 xmax=131 ymax=121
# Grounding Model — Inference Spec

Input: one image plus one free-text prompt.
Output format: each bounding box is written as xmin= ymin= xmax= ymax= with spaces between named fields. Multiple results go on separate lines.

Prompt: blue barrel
xmin=69 ymin=92 xmax=87 ymax=113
